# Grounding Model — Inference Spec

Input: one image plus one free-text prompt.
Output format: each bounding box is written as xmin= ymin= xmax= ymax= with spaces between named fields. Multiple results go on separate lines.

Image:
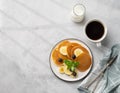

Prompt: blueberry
xmin=72 ymin=54 xmax=76 ymax=59
xmin=72 ymin=72 xmax=77 ymax=76
xmin=58 ymin=58 xmax=63 ymax=62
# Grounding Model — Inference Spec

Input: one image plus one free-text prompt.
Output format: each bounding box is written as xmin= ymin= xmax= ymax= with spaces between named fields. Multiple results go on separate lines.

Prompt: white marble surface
xmin=0 ymin=0 xmax=120 ymax=93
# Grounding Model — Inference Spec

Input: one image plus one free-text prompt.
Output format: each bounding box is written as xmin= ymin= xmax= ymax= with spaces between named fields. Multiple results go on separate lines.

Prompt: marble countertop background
xmin=0 ymin=0 xmax=120 ymax=93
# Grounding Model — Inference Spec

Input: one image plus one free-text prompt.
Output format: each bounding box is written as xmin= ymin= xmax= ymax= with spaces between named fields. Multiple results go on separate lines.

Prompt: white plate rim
xmin=49 ymin=38 xmax=93 ymax=82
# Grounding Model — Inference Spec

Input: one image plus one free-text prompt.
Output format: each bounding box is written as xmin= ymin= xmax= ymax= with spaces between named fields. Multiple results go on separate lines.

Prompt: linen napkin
xmin=78 ymin=44 xmax=120 ymax=93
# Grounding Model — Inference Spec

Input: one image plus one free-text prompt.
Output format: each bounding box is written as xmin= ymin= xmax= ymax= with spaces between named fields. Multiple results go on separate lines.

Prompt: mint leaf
xmin=74 ymin=62 xmax=79 ymax=67
xmin=64 ymin=60 xmax=79 ymax=72
xmin=71 ymin=66 xmax=75 ymax=72
xmin=64 ymin=60 xmax=72 ymax=69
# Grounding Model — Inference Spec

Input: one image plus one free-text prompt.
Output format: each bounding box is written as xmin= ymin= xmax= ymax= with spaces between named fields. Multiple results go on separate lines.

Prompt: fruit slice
xmin=64 ymin=67 xmax=72 ymax=76
xmin=75 ymin=53 xmax=92 ymax=72
xmin=74 ymin=48 xmax=83 ymax=57
xmin=59 ymin=66 xmax=65 ymax=74
xmin=59 ymin=64 xmax=72 ymax=75
xmin=60 ymin=46 xmax=67 ymax=55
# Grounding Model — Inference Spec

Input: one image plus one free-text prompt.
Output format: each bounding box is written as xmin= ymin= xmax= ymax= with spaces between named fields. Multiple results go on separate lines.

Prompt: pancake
xmin=57 ymin=40 xmax=70 ymax=50
xmin=75 ymin=53 xmax=92 ymax=72
xmin=52 ymin=40 xmax=92 ymax=72
xmin=67 ymin=42 xmax=80 ymax=58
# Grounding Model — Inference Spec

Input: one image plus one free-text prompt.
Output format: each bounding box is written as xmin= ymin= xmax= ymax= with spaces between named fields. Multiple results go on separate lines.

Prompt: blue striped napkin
xmin=78 ymin=44 xmax=120 ymax=93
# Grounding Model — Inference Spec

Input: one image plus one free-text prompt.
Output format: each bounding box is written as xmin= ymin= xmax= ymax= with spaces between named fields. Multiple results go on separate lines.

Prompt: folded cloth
xmin=78 ymin=44 xmax=120 ymax=93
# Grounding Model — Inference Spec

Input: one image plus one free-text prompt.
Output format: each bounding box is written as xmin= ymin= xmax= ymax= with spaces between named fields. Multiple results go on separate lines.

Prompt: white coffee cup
xmin=84 ymin=19 xmax=107 ymax=47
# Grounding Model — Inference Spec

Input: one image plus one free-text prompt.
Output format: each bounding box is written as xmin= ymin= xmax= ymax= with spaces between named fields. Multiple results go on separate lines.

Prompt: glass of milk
xmin=71 ymin=4 xmax=86 ymax=22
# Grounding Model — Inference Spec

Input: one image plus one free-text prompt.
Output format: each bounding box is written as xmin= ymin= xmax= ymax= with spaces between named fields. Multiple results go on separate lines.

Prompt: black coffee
xmin=85 ymin=21 xmax=104 ymax=40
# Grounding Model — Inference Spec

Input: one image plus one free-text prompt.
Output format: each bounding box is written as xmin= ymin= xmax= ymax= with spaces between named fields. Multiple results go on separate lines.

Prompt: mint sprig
xmin=64 ymin=60 xmax=79 ymax=72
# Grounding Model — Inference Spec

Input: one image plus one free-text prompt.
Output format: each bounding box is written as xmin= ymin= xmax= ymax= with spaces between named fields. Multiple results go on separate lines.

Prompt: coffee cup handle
xmin=96 ymin=42 xmax=101 ymax=47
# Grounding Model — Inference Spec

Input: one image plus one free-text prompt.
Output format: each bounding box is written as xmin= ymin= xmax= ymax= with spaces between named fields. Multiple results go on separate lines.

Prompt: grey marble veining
xmin=0 ymin=0 xmax=120 ymax=93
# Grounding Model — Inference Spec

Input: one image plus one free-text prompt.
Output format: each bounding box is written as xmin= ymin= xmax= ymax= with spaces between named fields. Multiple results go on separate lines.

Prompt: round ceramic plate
xmin=49 ymin=38 xmax=93 ymax=81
